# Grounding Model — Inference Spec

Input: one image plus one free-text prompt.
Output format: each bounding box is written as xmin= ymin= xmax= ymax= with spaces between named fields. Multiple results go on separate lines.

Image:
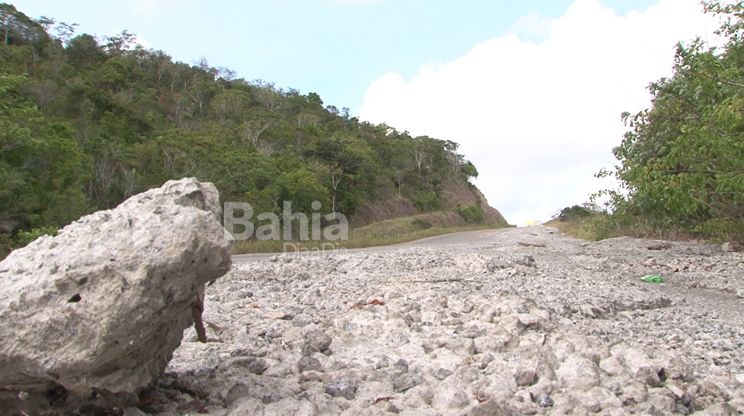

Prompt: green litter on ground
xmin=640 ymin=275 xmax=664 ymax=283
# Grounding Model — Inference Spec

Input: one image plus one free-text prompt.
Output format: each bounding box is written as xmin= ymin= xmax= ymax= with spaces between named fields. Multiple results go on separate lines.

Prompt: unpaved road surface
xmin=148 ymin=226 xmax=744 ymax=415
xmin=232 ymin=229 xmax=507 ymax=263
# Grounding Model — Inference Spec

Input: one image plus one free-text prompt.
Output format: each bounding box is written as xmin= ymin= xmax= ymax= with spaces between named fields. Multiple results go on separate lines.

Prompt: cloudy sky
xmin=14 ymin=0 xmax=721 ymax=224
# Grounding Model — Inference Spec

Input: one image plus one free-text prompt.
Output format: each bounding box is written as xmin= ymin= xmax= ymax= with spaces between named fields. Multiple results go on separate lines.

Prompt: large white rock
xmin=0 ymin=178 xmax=232 ymax=409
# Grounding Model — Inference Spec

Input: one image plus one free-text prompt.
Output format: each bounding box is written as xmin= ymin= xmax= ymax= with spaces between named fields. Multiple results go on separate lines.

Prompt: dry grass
xmin=546 ymin=216 xmax=697 ymax=242
xmin=544 ymin=219 xmax=596 ymax=240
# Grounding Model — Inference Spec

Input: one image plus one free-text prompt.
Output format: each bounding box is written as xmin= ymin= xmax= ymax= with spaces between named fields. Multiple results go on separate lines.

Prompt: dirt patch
xmin=353 ymin=198 xmax=419 ymax=226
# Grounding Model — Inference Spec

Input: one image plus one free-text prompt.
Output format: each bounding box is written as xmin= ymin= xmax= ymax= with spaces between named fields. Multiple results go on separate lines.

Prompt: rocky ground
xmin=137 ymin=227 xmax=744 ymax=415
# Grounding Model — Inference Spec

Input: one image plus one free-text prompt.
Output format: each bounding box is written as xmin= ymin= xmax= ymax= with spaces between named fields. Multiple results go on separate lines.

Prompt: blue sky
xmin=12 ymin=0 xmax=720 ymax=224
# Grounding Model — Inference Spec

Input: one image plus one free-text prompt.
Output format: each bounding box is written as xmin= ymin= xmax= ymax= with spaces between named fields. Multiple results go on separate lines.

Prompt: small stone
xmin=721 ymin=242 xmax=734 ymax=252
xmin=390 ymin=331 xmax=409 ymax=346
xmin=675 ymin=404 xmax=691 ymax=415
xmin=247 ymin=359 xmax=268 ymax=375
xmin=225 ymin=383 xmax=251 ymax=406
xmin=461 ymin=301 xmax=475 ymax=314
xmin=556 ymin=356 xmax=600 ymax=390
xmin=325 ymin=380 xmax=357 ymax=400
xmin=479 ymin=353 xmax=495 ymax=369
xmin=393 ymin=373 xmax=423 ymax=393
xmin=462 ymin=325 xmax=486 ymax=338
xmin=303 ymin=330 xmax=332 ymax=355
xmin=666 ymin=383 xmax=685 ymax=399
xmin=434 ymin=368 xmax=453 ymax=380
xmin=299 ymin=371 xmax=323 ymax=383
xmin=462 ymin=399 xmax=512 ymax=416
xmin=297 ymin=356 xmax=322 ymax=373
xmin=375 ymin=356 xmax=390 ymax=370
xmin=515 ymin=369 xmax=538 ymax=386
xmin=261 ymin=393 xmax=283 ymax=404
xmin=343 ymin=320 xmax=358 ymax=331
xmin=537 ymin=393 xmax=554 ymax=407
xmin=517 ymin=304 xmax=530 ymax=314
xmin=230 ymin=348 xmax=267 ymax=358
xmin=394 ymin=359 xmax=409 ymax=373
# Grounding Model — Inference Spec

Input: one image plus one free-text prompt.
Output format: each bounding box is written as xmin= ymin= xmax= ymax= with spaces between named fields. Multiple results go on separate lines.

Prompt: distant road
xmin=231 ymin=228 xmax=510 ymax=263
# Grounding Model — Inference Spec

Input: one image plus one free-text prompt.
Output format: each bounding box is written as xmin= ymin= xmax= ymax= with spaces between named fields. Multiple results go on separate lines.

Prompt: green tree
xmin=597 ymin=1 xmax=744 ymax=241
xmin=277 ymin=168 xmax=329 ymax=214
xmin=0 ymin=74 xmax=89 ymax=232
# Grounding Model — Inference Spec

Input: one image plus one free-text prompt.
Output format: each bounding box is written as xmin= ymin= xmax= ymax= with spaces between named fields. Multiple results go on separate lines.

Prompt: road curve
xmin=231 ymin=228 xmax=511 ymax=263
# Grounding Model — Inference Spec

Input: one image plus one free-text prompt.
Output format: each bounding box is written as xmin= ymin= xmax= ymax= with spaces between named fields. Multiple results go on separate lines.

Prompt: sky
xmin=12 ymin=0 xmax=722 ymax=224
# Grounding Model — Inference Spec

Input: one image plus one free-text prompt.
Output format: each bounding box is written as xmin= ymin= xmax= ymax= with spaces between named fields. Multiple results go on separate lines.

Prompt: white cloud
xmin=509 ymin=11 xmax=552 ymax=41
xmin=357 ymin=0 xmax=719 ymax=225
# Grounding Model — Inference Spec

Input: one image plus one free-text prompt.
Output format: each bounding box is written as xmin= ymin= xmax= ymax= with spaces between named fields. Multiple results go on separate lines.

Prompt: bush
xmin=555 ymin=205 xmax=596 ymax=222
xmin=410 ymin=191 xmax=441 ymax=212
xmin=457 ymin=204 xmax=485 ymax=223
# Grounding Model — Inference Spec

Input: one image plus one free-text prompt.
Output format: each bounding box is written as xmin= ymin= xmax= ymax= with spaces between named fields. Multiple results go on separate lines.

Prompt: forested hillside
xmin=0 ymin=4 xmax=499 ymax=255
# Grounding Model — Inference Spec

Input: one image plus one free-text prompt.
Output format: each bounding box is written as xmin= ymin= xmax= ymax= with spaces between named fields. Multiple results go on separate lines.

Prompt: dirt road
xmin=162 ymin=226 xmax=744 ymax=414
xmin=232 ymin=228 xmax=510 ymax=263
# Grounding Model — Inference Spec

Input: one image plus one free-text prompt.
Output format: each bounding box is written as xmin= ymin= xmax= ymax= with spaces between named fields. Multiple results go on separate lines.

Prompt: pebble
xmin=394 ymin=359 xmax=409 ymax=373
xmin=297 ymin=355 xmax=322 ymax=373
xmin=302 ymin=330 xmax=332 ymax=355
xmin=325 ymin=380 xmax=357 ymax=400
xmin=537 ymin=393 xmax=554 ymax=407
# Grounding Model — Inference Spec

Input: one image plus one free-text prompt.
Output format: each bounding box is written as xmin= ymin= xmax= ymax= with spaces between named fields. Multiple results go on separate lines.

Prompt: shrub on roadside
xmin=457 ymin=204 xmax=485 ymax=224
xmin=411 ymin=191 xmax=442 ymax=212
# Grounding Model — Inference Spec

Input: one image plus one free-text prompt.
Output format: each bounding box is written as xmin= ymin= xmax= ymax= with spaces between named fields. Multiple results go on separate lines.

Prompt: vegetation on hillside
xmin=0 ymin=3 xmax=493 ymax=257
xmin=587 ymin=1 xmax=744 ymax=243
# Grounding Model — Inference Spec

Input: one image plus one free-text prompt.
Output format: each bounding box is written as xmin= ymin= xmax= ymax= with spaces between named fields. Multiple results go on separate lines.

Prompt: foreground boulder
xmin=0 ymin=178 xmax=232 ymax=412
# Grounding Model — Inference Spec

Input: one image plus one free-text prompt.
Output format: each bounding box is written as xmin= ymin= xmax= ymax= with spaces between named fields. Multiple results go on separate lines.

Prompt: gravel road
xmin=143 ymin=226 xmax=744 ymax=415
xmin=232 ymin=229 xmax=508 ymax=263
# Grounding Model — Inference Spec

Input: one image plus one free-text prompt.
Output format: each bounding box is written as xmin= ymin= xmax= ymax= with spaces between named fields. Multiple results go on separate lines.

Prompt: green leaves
xmin=0 ymin=74 xmax=89 ymax=232
xmin=599 ymin=1 xmax=744 ymax=242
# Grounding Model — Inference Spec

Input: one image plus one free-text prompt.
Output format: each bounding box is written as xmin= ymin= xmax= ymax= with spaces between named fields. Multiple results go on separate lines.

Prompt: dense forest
xmin=593 ymin=1 xmax=744 ymax=243
xmin=0 ymin=3 xmax=486 ymax=255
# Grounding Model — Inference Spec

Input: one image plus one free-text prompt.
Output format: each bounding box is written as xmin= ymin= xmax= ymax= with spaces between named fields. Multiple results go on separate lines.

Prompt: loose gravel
xmin=139 ymin=226 xmax=744 ymax=415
